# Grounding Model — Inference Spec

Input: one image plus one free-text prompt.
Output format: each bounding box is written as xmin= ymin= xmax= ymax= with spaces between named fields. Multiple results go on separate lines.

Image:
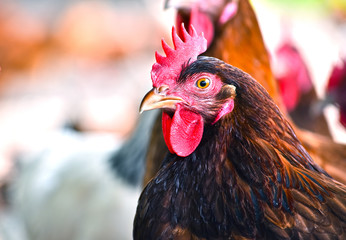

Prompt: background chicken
xmin=10 ymin=110 xmax=157 ymax=240
xmin=143 ymin=0 xmax=346 ymax=186
xmin=323 ymin=57 xmax=346 ymax=128
xmin=274 ymin=36 xmax=331 ymax=137
xmin=134 ymin=25 xmax=346 ymax=239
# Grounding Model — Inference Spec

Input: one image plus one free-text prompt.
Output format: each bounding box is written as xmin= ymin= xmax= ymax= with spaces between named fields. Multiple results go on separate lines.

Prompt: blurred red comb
xmin=151 ymin=24 xmax=207 ymax=87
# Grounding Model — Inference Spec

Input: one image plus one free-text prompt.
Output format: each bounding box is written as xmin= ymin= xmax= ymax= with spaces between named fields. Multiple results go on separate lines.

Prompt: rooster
xmin=143 ymin=0 xmax=346 ymax=185
xmin=324 ymin=58 xmax=346 ymax=128
xmin=274 ymin=39 xmax=331 ymax=137
xmin=134 ymin=24 xmax=346 ymax=240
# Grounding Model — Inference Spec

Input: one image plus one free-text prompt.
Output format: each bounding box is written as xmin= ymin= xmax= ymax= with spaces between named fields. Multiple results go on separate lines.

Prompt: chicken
xmin=134 ymin=25 xmax=346 ymax=239
xmin=274 ymin=39 xmax=331 ymax=137
xmin=143 ymin=0 xmax=346 ymax=186
xmin=9 ymin=111 xmax=158 ymax=240
xmin=324 ymin=58 xmax=346 ymax=128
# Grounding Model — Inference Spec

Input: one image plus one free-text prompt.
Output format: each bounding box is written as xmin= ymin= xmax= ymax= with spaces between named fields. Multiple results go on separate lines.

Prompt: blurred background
xmin=0 ymin=0 xmax=345 ymax=239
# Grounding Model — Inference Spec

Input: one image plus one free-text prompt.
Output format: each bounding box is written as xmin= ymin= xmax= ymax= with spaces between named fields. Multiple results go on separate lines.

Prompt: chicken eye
xmin=196 ymin=78 xmax=210 ymax=89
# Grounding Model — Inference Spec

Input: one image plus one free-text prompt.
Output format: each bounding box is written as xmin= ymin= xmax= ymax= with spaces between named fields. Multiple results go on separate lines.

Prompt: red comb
xmin=151 ymin=24 xmax=207 ymax=87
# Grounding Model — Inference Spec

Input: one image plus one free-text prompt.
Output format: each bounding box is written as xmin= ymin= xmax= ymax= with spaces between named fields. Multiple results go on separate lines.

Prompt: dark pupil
xmin=199 ymin=80 xmax=207 ymax=87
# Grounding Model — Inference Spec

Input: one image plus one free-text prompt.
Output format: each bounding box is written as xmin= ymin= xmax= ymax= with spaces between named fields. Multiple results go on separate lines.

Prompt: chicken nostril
xmin=157 ymin=85 xmax=169 ymax=95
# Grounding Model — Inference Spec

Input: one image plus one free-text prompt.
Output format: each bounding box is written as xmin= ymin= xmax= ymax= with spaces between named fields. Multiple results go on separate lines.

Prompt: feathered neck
xmin=134 ymin=115 xmax=284 ymax=239
xmin=134 ymin=96 xmax=330 ymax=239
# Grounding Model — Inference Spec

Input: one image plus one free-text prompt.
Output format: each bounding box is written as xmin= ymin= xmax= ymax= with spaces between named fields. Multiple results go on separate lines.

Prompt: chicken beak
xmin=139 ymin=88 xmax=184 ymax=113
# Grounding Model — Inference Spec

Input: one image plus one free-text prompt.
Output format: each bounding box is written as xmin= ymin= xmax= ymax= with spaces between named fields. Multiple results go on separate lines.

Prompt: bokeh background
xmin=0 ymin=0 xmax=345 ymax=239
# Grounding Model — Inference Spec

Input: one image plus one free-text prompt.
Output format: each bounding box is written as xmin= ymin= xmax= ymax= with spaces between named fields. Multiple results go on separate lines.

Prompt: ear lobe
xmin=212 ymin=99 xmax=234 ymax=124
xmin=212 ymin=85 xmax=236 ymax=124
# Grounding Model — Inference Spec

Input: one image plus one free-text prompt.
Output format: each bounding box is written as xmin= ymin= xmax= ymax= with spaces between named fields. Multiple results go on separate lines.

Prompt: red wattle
xmin=162 ymin=106 xmax=204 ymax=157
xmin=162 ymin=111 xmax=174 ymax=154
